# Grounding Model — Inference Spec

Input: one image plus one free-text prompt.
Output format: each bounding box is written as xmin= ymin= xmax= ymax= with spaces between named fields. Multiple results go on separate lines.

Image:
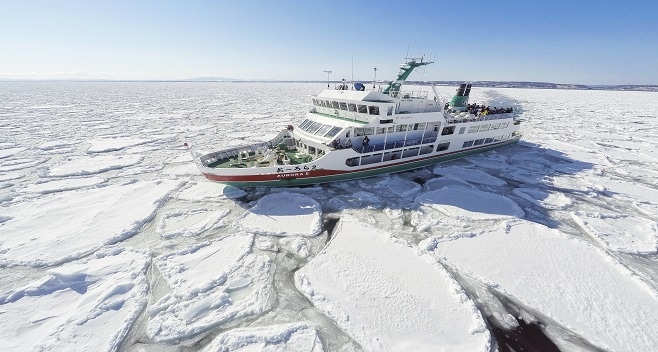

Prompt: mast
xmin=382 ymin=57 xmax=433 ymax=95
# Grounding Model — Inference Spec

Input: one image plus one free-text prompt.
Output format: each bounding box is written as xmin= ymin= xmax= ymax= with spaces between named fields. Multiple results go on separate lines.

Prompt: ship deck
xmin=207 ymin=148 xmax=314 ymax=169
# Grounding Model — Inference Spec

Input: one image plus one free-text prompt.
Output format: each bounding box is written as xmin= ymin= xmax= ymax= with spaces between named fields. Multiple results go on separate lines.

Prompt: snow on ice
xmin=415 ymin=186 xmax=525 ymax=220
xmin=48 ymin=154 xmax=143 ymax=177
xmin=2 ymin=82 xmax=658 ymax=351
xmin=236 ymin=192 xmax=322 ymax=237
xmin=1 ymin=180 xmax=180 ymax=267
xmin=0 ymin=248 xmax=149 ymax=352
xmin=423 ymin=220 xmax=658 ymax=352
xmin=147 ymin=235 xmax=275 ymax=343
xmin=201 ymin=322 xmax=322 ymax=352
xmin=296 ymin=216 xmax=491 ymax=351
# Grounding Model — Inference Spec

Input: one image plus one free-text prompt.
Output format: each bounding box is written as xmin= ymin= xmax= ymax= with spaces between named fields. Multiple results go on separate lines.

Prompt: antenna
xmin=373 ymin=67 xmax=377 ymax=89
xmin=323 ymin=70 xmax=332 ymax=88
xmin=351 ymin=52 xmax=354 ymax=83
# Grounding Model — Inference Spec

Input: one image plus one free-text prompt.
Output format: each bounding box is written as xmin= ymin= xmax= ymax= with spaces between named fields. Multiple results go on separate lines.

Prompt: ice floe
xmin=147 ymin=234 xmax=275 ymax=343
xmin=86 ymin=138 xmax=152 ymax=153
xmin=571 ymin=211 xmax=658 ymax=254
xmin=48 ymin=154 xmax=143 ymax=177
xmin=0 ymin=248 xmax=149 ymax=352
xmin=423 ymin=220 xmax=658 ymax=352
xmin=295 ymin=216 xmax=491 ymax=351
xmin=156 ymin=208 xmax=229 ymax=239
xmin=200 ymin=322 xmax=322 ymax=352
xmin=19 ymin=176 xmax=106 ymax=194
xmin=432 ymin=165 xmax=507 ymax=186
xmin=236 ymin=192 xmax=322 ymax=237
xmin=415 ymin=186 xmax=525 ymax=220
xmin=0 ymin=180 xmax=180 ymax=267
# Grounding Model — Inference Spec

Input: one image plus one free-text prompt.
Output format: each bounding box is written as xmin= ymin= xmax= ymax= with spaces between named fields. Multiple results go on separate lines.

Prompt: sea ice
xmin=86 ymin=137 xmax=152 ymax=153
xmin=432 ymin=165 xmax=507 ymax=186
xmin=175 ymin=180 xmax=247 ymax=201
xmin=415 ymin=186 xmax=525 ymax=220
xmin=0 ymin=248 xmax=149 ymax=352
xmin=147 ymin=236 xmax=275 ymax=343
xmin=512 ymin=187 xmax=573 ymax=209
xmin=571 ymin=211 xmax=658 ymax=254
xmin=295 ymin=216 xmax=491 ymax=352
xmin=19 ymin=176 xmax=106 ymax=194
xmin=236 ymin=192 xmax=322 ymax=237
xmin=0 ymin=180 xmax=180 ymax=267
xmin=156 ymin=208 xmax=229 ymax=239
xmin=424 ymin=220 xmax=658 ymax=352
xmin=200 ymin=322 xmax=322 ymax=352
xmin=48 ymin=154 xmax=143 ymax=177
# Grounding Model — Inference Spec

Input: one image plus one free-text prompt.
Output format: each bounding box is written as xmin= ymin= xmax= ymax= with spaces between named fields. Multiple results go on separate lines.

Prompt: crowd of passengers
xmin=467 ymin=104 xmax=513 ymax=116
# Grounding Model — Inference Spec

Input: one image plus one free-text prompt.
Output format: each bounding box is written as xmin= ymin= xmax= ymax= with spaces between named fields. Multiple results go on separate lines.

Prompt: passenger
xmin=345 ymin=139 xmax=352 ymax=148
xmin=363 ymin=135 xmax=370 ymax=146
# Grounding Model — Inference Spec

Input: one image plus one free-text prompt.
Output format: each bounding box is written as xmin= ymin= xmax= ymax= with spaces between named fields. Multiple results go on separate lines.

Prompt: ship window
xmin=420 ymin=145 xmax=433 ymax=155
xmin=364 ymin=127 xmax=375 ymax=135
xmin=361 ymin=153 xmax=383 ymax=165
xmin=325 ymin=126 xmax=342 ymax=138
xmin=368 ymin=106 xmax=380 ymax=115
xmin=387 ymin=126 xmax=395 ymax=133
xmin=402 ymin=147 xmax=419 ymax=158
xmin=441 ymin=126 xmax=455 ymax=135
xmin=380 ymin=119 xmax=393 ymax=124
xmin=306 ymin=121 xmax=323 ymax=133
xmin=459 ymin=127 xmax=466 ymax=134
xmin=479 ymin=124 xmax=490 ymax=132
xmin=345 ymin=157 xmax=360 ymax=167
xmin=436 ymin=142 xmax=450 ymax=151
xmin=396 ymin=124 xmax=408 ymax=132
xmin=312 ymin=99 xmax=318 ymax=106
xmin=339 ymin=102 xmax=348 ymax=111
xmin=387 ymin=106 xmax=393 ymax=116
xmin=468 ymin=126 xmax=479 ymax=133
xmin=358 ymin=104 xmax=368 ymax=113
xmin=474 ymin=139 xmax=485 ymax=146
xmin=325 ymin=100 xmax=331 ymax=107
xmin=376 ymin=127 xmax=386 ymax=134
xmin=463 ymin=140 xmax=474 ymax=148
xmin=413 ymin=123 xmax=426 ymax=131
xmin=320 ymin=100 xmax=326 ymax=107
xmin=490 ymin=123 xmax=500 ymax=130
xmin=332 ymin=101 xmax=340 ymax=109
xmin=485 ymin=138 xmax=494 ymax=143
xmin=299 ymin=119 xmax=312 ymax=129
xmin=348 ymin=103 xmax=357 ymax=112
xmin=309 ymin=146 xmax=316 ymax=154
xmin=353 ymin=128 xmax=365 ymax=136
xmin=315 ymin=124 xmax=333 ymax=136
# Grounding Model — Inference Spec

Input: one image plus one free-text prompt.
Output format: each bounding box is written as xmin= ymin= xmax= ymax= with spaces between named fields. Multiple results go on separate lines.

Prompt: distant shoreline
xmin=1 ymin=79 xmax=656 ymax=92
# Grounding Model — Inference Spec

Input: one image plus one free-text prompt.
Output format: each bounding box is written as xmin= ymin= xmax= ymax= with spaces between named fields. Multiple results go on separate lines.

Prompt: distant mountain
xmin=410 ymin=81 xmax=658 ymax=92
xmin=184 ymin=76 xmax=238 ymax=82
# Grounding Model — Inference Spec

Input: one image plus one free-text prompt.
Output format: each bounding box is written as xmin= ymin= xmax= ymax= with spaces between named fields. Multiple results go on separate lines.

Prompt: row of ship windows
xmin=345 ymin=142 xmax=451 ymax=167
xmin=462 ymin=135 xmax=512 ymax=148
xmin=298 ymin=119 xmax=343 ymax=138
xmin=344 ymin=134 xmax=513 ymax=167
xmin=441 ymin=121 xmax=510 ymax=136
xmin=298 ymin=119 xmax=436 ymax=138
xmin=312 ymin=99 xmax=392 ymax=116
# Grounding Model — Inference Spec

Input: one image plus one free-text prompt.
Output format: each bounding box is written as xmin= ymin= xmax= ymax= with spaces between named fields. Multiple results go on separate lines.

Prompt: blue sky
xmin=1 ymin=0 xmax=657 ymax=84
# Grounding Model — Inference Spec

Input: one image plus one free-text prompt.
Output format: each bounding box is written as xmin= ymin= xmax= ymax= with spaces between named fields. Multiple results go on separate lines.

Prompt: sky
xmin=1 ymin=0 xmax=657 ymax=85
